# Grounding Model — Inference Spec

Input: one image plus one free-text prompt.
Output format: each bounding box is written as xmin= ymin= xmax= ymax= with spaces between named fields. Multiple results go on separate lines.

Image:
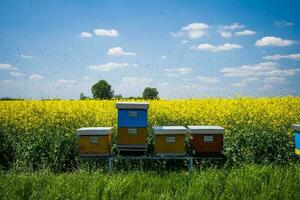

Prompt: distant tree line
xmin=80 ymin=80 xmax=159 ymax=100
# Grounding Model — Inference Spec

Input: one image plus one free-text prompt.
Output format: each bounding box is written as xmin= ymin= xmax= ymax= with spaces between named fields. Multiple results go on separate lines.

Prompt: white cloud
xmin=171 ymin=22 xmax=209 ymax=39
xmin=219 ymin=23 xmax=244 ymax=30
xmin=88 ymin=62 xmax=137 ymax=72
xmin=107 ymin=47 xmax=136 ymax=56
xmin=218 ymin=23 xmax=244 ymax=38
xmin=164 ymin=67 xmax=192 ymax=77
xmin=28 ymin=74 xmax=44 ymax=81
xmin=197 ymin=76 xmax=219 ymax=84
xmin=81 ymin=76 xmax=91 ymax=81
xmin=170 ymin=31 xmax=184 ymax=37
xmin=263 ymin=77 xmax=286 ymax=85
xmin=10 ymin=71 xmax=24 ymax=77
xmin=80 ymin=32 xmax=93 ymax=38
xmin=122 ymin=76 xmax=153 ymax=84
xmin=20 ymin=54 xmax=33 ymax=59
xmin=0 ymin=63 xmax=12 ymax=70
xmin=197 ymin=43 xmax=242 ymax=52
xmin=231 ymin=77 xmax=259 ymax=87
xmin=0 ymin=63 xmax=19 ymax=71
xmin=221 ymin=62 xmax=300 ymax=77
xmin=181 ymin=40 xmax=188 ymax=44
xmin=219 ymin=31 xmax=232 ymax=38
xmin=255 ymin=36 xmax=295 ymax=47
xmin=161 ymin=55 xmax=168 ymax=59
xmin=94 ymin=29 xmax=119 ymax=37
xmin=56 ymin=79 xmax=77 ymax=84
xmin=263 ymin=53 xmax=300 ymax=61
xmin=275 ymin=20 xmax=294 ymax=27
xmin=235 ymin=29 xmax=256 ymax=36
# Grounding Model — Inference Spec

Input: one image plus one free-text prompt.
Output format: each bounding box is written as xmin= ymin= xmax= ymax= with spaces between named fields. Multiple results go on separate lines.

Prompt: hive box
xmin=117 ymin=127 xmax=148 ymax=151
xmin=116 ymin=102 xmax=149 ymax=128
xmin=292 ymin=124 xmax=300 ymax=156
xmin=153 ymin=126 xmax=187 ymax=156
xmin=76 ymin=127 xmax=112 ymax=157
xmin=187 ymin=126 xmax=224 ymax=156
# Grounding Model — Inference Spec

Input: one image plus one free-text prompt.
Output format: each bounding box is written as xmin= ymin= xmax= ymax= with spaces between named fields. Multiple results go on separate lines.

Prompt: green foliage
xmin=91 ymin=80 xmax=114 ymax=99
xmin=142 ymin=87 xmax=159 ymax=99
xmin=0 ymin=165 xmax=299 ymax=200
xmin=79 ymin=93 xmax=89 ymax=100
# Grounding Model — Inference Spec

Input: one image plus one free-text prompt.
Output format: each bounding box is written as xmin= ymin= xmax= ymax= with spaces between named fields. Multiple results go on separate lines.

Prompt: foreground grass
xmin=0 ymin=164 xmax=299 ymax=200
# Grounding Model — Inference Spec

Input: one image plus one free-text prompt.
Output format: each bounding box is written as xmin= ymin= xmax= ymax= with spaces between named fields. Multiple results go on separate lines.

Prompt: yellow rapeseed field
xmin=0 ymin=97 xmax=299 ymax=170
xmin=0 ymin=97 xmax=299 ymax=133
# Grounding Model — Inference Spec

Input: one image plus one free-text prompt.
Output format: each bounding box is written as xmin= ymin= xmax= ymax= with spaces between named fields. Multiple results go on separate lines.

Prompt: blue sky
xmin=0 ymin=0 xmax=300 ymax=99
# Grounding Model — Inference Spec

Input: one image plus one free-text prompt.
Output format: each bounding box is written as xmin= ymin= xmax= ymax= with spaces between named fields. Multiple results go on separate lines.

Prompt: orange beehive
xmin=76 ymin=127 xmax=112 ymax=157
xmin=153 ymin=126 xmax=187 ymax=156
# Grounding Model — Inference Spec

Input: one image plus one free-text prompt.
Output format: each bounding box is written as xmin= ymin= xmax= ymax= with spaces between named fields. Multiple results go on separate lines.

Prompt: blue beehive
xmin=292 ymin=124 xmax=300 ymax=156
xmin=116 ymin=102 xmax=149 ymax=128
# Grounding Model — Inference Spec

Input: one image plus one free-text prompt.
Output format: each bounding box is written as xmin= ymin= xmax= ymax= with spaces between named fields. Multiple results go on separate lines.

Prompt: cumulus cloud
xmin=56 ymin=79 xmax=77 ymax=84
xmin=88 ymin=62 xmax=137 ymax=72
xmin=94 ymin=29 xmax=119 ymax=37
xmin=235 ymin=29 xmax=256 ymax=36
xmin=28 ymin=74 xmax=44 ymax=81
xmin=231 ymin=77 xmax=259 ymax=87
xmin=220 ymin=23 xmax=244 ymax=30
xmin=20 ymin=54 xmax=33 ymax=59
xmin=221 ymin=62 xmax=300 ymax=77
xmin=275 ymin=20 xmax=294 ymax=27
xmin=10 ymin=71 xmax=24 ymax=77
xmin=255 ymin=36 xmax=295 ymax=47
xmin=0 ymin=63 xmax=19 ymax=71
xmin=171 ymin=22 xmax=209 ymax=39
xmin=107 ymin=47 xmax=136 ymax=56
xmin=219 ymin=31 xmax=232 ymax=38
xmin=218 ymin=23 xmax=244 ymax=38
xmin=181 ymin=40 xmax=188 ymax=44
xmin=80 ymin=32 xmax=93 ymax=38
xmin=197 ymin=76 xmax=219 ymax=84
xmin=196 ymin=43 xmax=242 ymax=52
xmin=161 ymin=55 xmax=168 ymax=59
xmin=263 ymin=77 xmax=286 ymax=85
xmin=164 ymin=67 xmax=192 ymax=77
xmin=0 ymin=63 xmax=12 ymax=70
xmin=263 ymin=53 xmax=300 ymax=61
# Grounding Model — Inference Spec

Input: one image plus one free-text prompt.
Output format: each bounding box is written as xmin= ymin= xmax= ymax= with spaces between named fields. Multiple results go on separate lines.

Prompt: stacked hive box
xmin=76 ymin=127 xmax=113 ymax=157
xmin=187 ymin=126 xmax=224 ymax=156
xmin=292 ymin=124 xmax=300 ymax=156
xmin=116 ymin=102 xmax=149 ymax=154
xmin=153 ymin=126 xmax=187 ymax=156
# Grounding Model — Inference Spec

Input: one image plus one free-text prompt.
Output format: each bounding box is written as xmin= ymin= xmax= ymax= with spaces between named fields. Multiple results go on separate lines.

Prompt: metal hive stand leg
xmin=108 ymin=157 xmax=113 ymax=171
xmin=188 ymin=157 xmax=193 ymax=173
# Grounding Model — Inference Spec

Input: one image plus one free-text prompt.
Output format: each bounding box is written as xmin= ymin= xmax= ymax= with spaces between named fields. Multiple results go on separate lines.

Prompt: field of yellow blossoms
xmin=0 ymin=97 xmax=300 ymax=171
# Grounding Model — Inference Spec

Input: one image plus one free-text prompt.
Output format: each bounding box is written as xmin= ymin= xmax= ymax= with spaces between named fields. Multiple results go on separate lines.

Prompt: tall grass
xmin=1 ymin=164 xmax=299 ymax=200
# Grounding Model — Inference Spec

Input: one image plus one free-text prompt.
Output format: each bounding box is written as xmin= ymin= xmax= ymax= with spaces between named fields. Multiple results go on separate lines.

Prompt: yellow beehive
xmin=153 ymin=126 xmax=187 ymax=156
xmin=76 ymin=127 xmax=112 ymax=157
xmin=117 ymin=127 xmax=148 ymax=146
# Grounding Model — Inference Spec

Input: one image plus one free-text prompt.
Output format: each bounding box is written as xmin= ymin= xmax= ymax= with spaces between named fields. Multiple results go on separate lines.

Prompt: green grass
xmin=1 ymin=164 xmax=299 ymax=200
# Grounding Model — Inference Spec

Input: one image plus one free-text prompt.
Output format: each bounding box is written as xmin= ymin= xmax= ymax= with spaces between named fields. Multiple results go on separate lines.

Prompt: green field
xmin=1 ymin=165 xmax=300 ymax=200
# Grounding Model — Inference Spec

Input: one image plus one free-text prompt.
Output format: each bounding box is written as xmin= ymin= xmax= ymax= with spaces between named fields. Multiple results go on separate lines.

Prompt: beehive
xmin=292 ymin=124 xmax=300 ymax=156
xmin=153 ymin=126 xmax=187 ymax=156
xmin=187 ymin=126 xmax=224 ymax=156
xmin=116 ymin=102 xmax=149 ymax=153
xmin=76 ymin=127 xmax=112 ymax=157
